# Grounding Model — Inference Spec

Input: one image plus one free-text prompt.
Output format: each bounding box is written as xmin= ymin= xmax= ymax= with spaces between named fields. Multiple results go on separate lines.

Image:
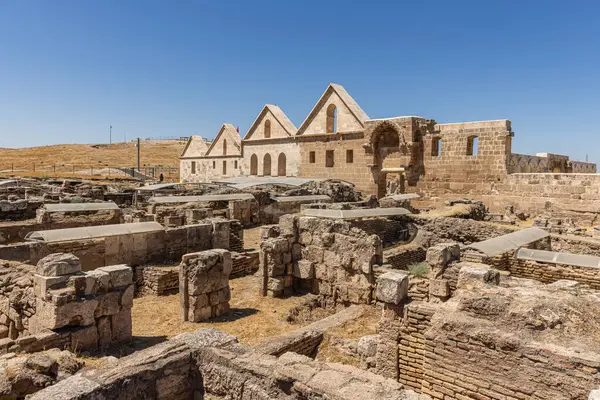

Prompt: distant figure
xmin=170 ymin=179 xmax=174 ymax=183
xmin=159 ymin=173 xmax=164 ymax=182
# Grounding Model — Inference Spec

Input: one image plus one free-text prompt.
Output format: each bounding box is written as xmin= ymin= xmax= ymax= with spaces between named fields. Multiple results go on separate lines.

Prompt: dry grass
xmin=131 ymin=275 xmax=308 ymax=348
xmin=0 ymin=140 xmax=185 ymax=179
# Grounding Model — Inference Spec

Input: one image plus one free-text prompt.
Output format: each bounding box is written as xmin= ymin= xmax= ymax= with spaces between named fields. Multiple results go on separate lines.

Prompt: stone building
xmin=180 ymin=124 xmax=243 ymax=183
xmin=242 ymin=104 xmax=299 ymax=177
xmin=180 ymin=83 xmax=596 ymax=214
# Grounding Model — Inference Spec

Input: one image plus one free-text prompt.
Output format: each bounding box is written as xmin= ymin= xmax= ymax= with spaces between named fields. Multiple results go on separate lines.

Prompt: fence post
xmin=33 ymin=163 xmax=35 ymax=172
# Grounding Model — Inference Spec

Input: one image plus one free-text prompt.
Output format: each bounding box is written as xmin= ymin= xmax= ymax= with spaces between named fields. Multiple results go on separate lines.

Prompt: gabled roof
xmin=180 ymin=135 xmax=209 ymax=158
xmin=244 ymin=104 xmax=297 ymax=140
xmin=205 ymin=124 xmax=242 ymax=156
xmin=296 ymin=83 xmax=369 ymax=135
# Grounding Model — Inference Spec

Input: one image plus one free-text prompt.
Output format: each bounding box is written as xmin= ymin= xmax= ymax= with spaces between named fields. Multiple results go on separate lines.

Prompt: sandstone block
xmin=426 ymin=242 xmax=460 ymax=269
xmin=33 ymin=275 xmax=69 ymax=298
xmin=94 ymin=291 xmax=121 ymax=318
xmin=97 ymin=265 xmax=133 ymax=288
xmin=589 ymin=389 xmax=600 ymax=400
xmin=36 ymin=253 xmax=81 ymax=277
xmin=357 ymin=334 xmax=379 ymax=358
xmin=35 ymin=298 xmax=98 ymax=330
xmin=376 ymin=271 xmax=409 ymax=305
xmin=85 ymin=269 xmax=110 ymax=293
xmin=456 ymin=262 xmax=500 ymax=289
xmin=121 ymin=285 xmax=134 ymax=309
xmin=293 ymin=260 xmax=314 ymax=279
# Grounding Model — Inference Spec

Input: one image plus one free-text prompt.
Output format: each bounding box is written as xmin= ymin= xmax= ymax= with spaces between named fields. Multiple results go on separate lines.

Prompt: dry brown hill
xmin=0 ymin=140 xmax=186 ymax=179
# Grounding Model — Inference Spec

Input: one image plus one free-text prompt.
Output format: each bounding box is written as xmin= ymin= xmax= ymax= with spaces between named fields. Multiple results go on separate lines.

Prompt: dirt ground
xmin=243 ymin=226 xmax=261 ymax=250
xmin=129 ymin=274 xmax=309 ymax=352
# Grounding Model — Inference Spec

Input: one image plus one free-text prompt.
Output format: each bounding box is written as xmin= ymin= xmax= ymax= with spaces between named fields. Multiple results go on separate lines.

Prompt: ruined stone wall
xmin=260 ymin=214 xmax=381 ymax=308
xmin=384 ymin=245 xmax=426 ymax=269
xmin=179 ymin=250 xmax=232 ymax=322
xmin=351 ymin=217 xmax=410 ymax=247
xmin=486 ymin=173 xmax=600 ymax=219
xmin=414 ymin=120 xmax=511 ymax=199
xmin=0 ymin=222 xmax=234 ymax=269
xmin=180 ymin=155 xmax=244 ymax=183
xmin=0 ymin=199 xmax=41 ymax=221
xmin=230 ymin=250 xmax=259 ymax=278
xmin=133 ymin=266 xmax=179 ymax=296
xmin=505 ymin=258 xmax=600 ymax=289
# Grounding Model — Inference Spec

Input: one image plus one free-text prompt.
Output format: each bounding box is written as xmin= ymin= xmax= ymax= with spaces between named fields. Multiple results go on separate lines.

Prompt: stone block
xmin=293 ymin=260 xmax=314 ymax=279
xmin=98 ymin=265 xmax=133 ymax=288
xmin=85 ymin=269 xmax=110 ymax=294
xmin=302 ymin=245 xmax=324 ymax=264
xmin=35 ymin=298 xmax=98 ymax=330
xmin=589 ymin=390 xmax=600 ymax=400
xmin=426 ymin=242 xmax=460 ymax=270
xmin=110 ymin=308 xmax=132 ymax=343
xmin=190 ymin=306 xmax=212 ymax=322
xmin=36 ymin=253 xmax=81 ymax=277
xmin=33 ymin=275 xmax=69 ymax=298
xmin=94 ymin=291 xmax=121 ymax=318
xmin=121 ymin=285 xmax=134 ymax=309
xmin=70 ymin=324 xmax=98 ymax=352
xmin=429 ymin=278 xmax=450 ymax=297
xmin=376 ymin=271 xmax=409 ymax=305
xmin=97 ymin=316 xmax=112 ymax=349
xmin=456 ymin=262 xmax=500 ymax=289
xmin=278 ymin=214 xmax=297 ymax=238
xmin=267 ymin=277 xmax=285 ymax=292
xmin=283 ymin=275 xmax=294 ymax=288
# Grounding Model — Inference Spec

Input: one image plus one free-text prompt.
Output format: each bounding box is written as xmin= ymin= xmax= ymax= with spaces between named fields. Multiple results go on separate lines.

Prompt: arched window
xmin=264 ymin=119 xmax=271 ymax=139
xmin=326 ymin=104 xmax=337 ymax=133
xmin=263 ymin=154 xmax=271 ymax=176
xmin=432 ymin=137 xmax=442 ymax=157
xmin=467 ymin=136 xmax=479 ymax=156
xmin=223 ymin=139 xmax=227 ymax=155
xmin=250 ymin=154 xmax=258 ymax=175
xmin=277 ymin=153 xmax=287 ymax=176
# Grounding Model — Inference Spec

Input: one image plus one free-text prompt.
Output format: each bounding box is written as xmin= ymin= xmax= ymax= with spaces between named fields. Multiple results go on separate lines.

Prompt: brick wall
xmin=384 ymin=245 xmax=426 ymax=269
xmin=398 ymin=303 xmax=437 ymax=391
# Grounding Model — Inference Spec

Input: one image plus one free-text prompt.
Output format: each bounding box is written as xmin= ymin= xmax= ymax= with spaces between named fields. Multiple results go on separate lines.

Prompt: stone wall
xmin=30 ymin=328 xmax=424 ymax=400
xmin=259 ymin=214 xmax=381 ymax=308
xmin=506 ymin=258 xmax=600 ymax=289
xmin=384 ymin=245 xmax=426 ymax=269
xmin=0 ymin=199 xmax=41 ymax=221
xmin=179 ymin=250 xmax=232 ymax=322
xmin=0 ymin=254 xmax=133 ymax=352
xmin=230 ymin=250 xmax=259 ymax=278
xmin=242 ymin=139 xmax=300 ymax=177
xmin=133 ymin=266 xmax=179 ymax=296
xmin=0 ymin=220 xmax=235 ymax=270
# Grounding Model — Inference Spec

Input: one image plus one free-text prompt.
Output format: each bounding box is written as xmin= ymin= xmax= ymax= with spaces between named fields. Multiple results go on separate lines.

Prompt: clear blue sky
xmin=1 ymin=0 xmax=598 ymax=161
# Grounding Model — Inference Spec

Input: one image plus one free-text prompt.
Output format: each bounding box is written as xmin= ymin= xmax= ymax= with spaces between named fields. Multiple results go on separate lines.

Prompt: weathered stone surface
xmin=97 ymin=264 xmax=133 ymax=288
xmin=35 ymin=297 xmax=98 ymax=330
xmin=425 ymin=242 xmax=460 ymax=270
xmin=293 ymin=260 xmax=314 ymax=279
xmin=456 ymin=262 xmax=500 ymax=289
xmin=36 ymin=253 xmax=81 ymax=277
xmin=357 ymin=334 xmax=379 ymax=358
xmin=428 ymin=278 xmax=450 ymax=298
xmin=376 ymin=271 xmax=409 ymax=305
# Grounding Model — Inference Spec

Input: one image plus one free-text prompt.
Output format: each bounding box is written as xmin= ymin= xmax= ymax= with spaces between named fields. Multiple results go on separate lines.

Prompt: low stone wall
xmin=0 ymin=219 xmax=236 ymax=270
xmin=508 ymin=257 xmax=600 ymax=289
xmin=255 ymin=305 xmax=364 ymax=358
xmin=0 ymin=199 xmax=41 ymax=221
xmin=384 ymin=245 xmax=426 ymax=269
xmin=134 ymin=266 xmax=179 ymax=296
xmin=230 ymin=250 xmax=259 ymax=278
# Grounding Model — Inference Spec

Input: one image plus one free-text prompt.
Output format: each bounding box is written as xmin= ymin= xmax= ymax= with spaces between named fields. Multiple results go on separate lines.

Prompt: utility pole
xmin=137 ymin=138 xmax=141 ymax=172
xmin=109 ymin=125 xmax=112 ymax=144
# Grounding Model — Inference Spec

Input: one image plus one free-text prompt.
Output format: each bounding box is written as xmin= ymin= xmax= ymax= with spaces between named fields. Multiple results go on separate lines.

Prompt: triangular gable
xmin=205 ymin=124 xmax=242 ymax=157
xmin=244 ymin=104 xmax=297 ymax=140
xmin=180 ymin=135 xmax=209 ymax=158
xmin=296 ymin=83 xmax=369 ymax=135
